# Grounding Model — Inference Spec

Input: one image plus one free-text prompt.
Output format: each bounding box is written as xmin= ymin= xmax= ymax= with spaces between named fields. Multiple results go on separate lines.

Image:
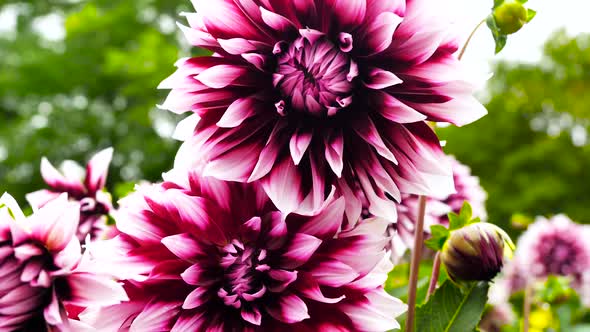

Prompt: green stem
xmin=426 ymin=251 xmax=441 ymax=301
xmin=404 ymin=195 xmax=427 ymax=332
xmin=458 ymin=18 xmax=486 ymax=60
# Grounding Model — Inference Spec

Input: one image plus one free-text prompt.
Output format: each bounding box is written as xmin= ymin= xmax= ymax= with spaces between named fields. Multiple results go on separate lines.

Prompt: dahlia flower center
xmin=539 ymin=235 xmax=582 ymax=275
xmin=80 ymin=197 xmax=108 ymax=216
xmin=218 ymin=239 xmax=268 ymax=308
xmin=273 ymin=34 xmax=356 ymax=117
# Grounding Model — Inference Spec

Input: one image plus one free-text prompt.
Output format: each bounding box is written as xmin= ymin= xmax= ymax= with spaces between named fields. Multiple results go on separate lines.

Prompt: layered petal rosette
xmin=0 ymin=193 xmax=127 ymax=332
xmin=391 ymin=156 xmax=487 ymax=257
xmin=27 ymin=148 xmax=114 ymax=240
xmin=80 ymin=170 xmax=406 ymax=331
xmin=515 ymin=215 xmax=590 ymax=295
xmin=159 ymin=0 xmax=487 ymax=221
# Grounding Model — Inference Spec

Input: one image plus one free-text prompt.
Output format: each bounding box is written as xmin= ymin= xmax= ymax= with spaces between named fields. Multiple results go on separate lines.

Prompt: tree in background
xmin=439 ymin=30 xmax=590 ymax=233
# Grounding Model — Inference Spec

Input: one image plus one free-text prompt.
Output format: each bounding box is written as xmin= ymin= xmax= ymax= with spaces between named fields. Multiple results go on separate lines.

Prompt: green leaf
xmin=486 ymin=15 xmax=508 ymax=54
xmin=526 ymin=8 xmax=536 ymax=22
xmin=493 ymin=0 xmax=504 ymax=9
xmin=416 ymin=281 xmax=490 ymax=332
xmin=459 ymin=202 xmax=473 ymax=221
xmin=425 ymin=225 xmax=450 ymax=251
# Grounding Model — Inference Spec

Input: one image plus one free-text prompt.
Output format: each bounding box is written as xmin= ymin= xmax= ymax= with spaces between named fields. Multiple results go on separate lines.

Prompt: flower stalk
xmin=405 ymin=195 xmax=427 ymax=332
xmin=426 ymin=252 xmax=442 ymax=300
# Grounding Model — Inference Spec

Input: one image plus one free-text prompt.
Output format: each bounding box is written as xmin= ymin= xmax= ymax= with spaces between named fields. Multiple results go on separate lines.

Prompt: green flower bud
xmin=493 ymin=1 xmax=528 ymax=35
xmin=441 ymin=222 xmax=514 ymax=282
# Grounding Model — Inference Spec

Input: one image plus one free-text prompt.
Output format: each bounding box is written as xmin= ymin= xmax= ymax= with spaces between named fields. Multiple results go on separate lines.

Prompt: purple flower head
xmin=160 ymin=0 xmax=487 ymax=222
xmin=390 ymin=156 xmax=487 ymax=258
xmin=27 ymin=148 xmax=115 ymax=241
xmin=516 ymin=214 xmax=590 ymax=286
xmin=440 ymin=222 xmax=513 ymax=282
xmin=81 ymin=169 xmax=406 ymax=331
xmin=0 ymin=193 xmax=127 ymax=331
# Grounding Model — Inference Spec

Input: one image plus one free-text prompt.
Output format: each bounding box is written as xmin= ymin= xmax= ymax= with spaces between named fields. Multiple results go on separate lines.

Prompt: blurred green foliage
xmin=0 ymin=0 xmax=191 ymax=203
xmin=439 ymin=30 xmax=590 ymax=233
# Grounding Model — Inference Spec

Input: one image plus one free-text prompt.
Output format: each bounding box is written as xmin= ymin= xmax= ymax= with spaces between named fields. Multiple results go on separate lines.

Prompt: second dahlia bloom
xmin=391 ymin=156 xmax=487 ymax=256
xmin=27 ymin=148 xmax=114 ymax=241
xmin=160 ymin=0 xmax=486 ymax=221
xmin=80 ymin=170 xmax=406 ymax=331
xmin=0 ymin=193 xmax=127 ymax=331
xmin=515 ymin=215 xmax=590 ymax=293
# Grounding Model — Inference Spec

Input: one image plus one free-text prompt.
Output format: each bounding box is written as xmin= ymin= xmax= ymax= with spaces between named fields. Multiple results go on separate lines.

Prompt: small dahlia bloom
xmin=81 ymin=170 xmax=406 ymax=331
xmin=515 ymin=215 xmax=590 ymax=293
xmin=0 ymin=193 xmax=127 ymax=331
xmin=160 ymin=0 xmax=486 ymax=221
xmin=391 ymin=156 xmax=487 ymax=256
xmin=27 ymin=148 xmax=114 ymax=240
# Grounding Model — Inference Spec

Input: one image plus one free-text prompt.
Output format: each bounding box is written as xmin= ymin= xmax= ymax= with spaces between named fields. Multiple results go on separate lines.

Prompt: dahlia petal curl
xmin=0 ymin=193 xmax=127 ymax=332
xmin=80 ymin=170 xmax=406 ymax=331
xmin=159 ymin=0 xmax=487 ymax=222
xmin=26 ymin=148 xmax=115 ymax=241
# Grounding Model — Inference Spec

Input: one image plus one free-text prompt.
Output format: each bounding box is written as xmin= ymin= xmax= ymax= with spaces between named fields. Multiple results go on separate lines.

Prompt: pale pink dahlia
xmin=160 ymin=0 xmax=486 ymax=221
xmin=0 ymin=193 xmax=127 ymax=331
xmin=515 ymin=214 xmax=590 ymax=293
xmin=80 ymin=170 xmax=406 ymax=331
xmin=27 ymin=148 xmax=114 ymax=241
xmin=391 ymin=156 xmax=487 ymax=256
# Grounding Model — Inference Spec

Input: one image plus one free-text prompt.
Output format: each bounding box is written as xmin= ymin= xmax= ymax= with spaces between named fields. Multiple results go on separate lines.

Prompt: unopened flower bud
xmin=493 ymin=0 xmax=528 ymax=35
xmin=441 ymin=223 xmax=514 ymax=282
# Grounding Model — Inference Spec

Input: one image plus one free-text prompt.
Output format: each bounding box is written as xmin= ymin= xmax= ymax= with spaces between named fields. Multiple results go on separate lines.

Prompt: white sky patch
xmin=32 ymin=13 xmax=65 ymax=41
xmin=0 ymin=5 xmax=18 ymax=34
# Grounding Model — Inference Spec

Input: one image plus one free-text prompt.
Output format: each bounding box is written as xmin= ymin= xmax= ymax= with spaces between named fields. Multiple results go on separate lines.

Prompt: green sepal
xmin=486 ymin=15 xmax=508 ymax=54
xmin=526 ymin=8 xmax=536 ymax=22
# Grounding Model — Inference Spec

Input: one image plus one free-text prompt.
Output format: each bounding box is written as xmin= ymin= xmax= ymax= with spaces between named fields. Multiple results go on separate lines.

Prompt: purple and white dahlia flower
xmin=81 ymin=170 xmax=406 ymax=331
xmin=160 ymin=0 xmax=486 ymax=221
xmin=515 ymin=215 xmax=590 ymax=293
xmin=27 ymin=148 xmax=114 ymax=241
xmin=0 ymin=193 xmax=127 ymax=332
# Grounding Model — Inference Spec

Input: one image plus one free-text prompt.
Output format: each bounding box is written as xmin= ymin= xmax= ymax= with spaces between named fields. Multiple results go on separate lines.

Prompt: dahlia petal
xmin=297 ymin=274 xmax=346 ymax=304
xmin=216 ymin=97 xmax=257 ymax=128
xmin=172 ymin=114 xmax=200 ymax=141
xmin=0 ymin=284 xmax=45 ymax=311
xmin=203 ymin=143 xmax=262 ymax=182
xmin=268 ymin=269 xmax=298 ymax=292
xmin=260 ymin=6 xmax=297 ymax=34
xmin=406 ymin=95 xmax=488 ymax=127
xmin=181 ymin=264 xmax=208 ymax=286
xmin=171 ymin=311 xmax=208 ymax=332
xmin=162 ymin=233 xmax=205 ymax=262
xmin=265 ymin=293 xmax=309 ymax=323
xmin=78 ymin=302 xmax=145 ymax=331
xmin=40 ymin=157 xmax=85 ymax=195
xmin=28 ymin=194 xmax=79 ymax=252
xmin=289 ymin=128 xmax=313 ymax=165
xmin=352 ymin=116 xmax=397 ymax=163
xmin=264 ymin=211 xmax=288 ymax=250
xmin=361 ymin=12 xmax=402 ymax=55
xmin=85 ymin=147 xmax=113 ymax=195
xmin=242 ymin=53 xmax=271 ymax=71
xmin=177 ymin=23 xmax=219 ymax=49
xmin=372 ymin=91 xmax=426 ymax=123
xmin=261 ymin=157 xmax=304 ymax=214
xmin=25 ymin=189 xmax=60 ymax=211
xmin=196 ymin=65 xmax=248 ymax=89
xmin=66 ymin=273 xmax=129 ymax=306
xmin=323 ymin=129 xmax=344 ymax=177
xmin=217 ymin=38 xmax=264 ymax=55
xmin=297 ymin=197 xmax=345 ymax=240
xmin=280 ymin=233 xmax=322 ymax=269
xmin=183 ymin=287 xmax=209 ymax=309
xmin=129 ymin=301 xmax=181 ymax=332
xmin=309 ymin=259 xmax=359 ymax=287
xmin=341 ymin=290 xmax=407 ymax=332
xmin=326 ymin=0 xmax=366 ymax=28
xmin=43 ymin=289 xmax=63 ymax=325
xmin=241 ymin=306 xmax=262 ymax=326
xmin=192 ymin=0 xmax=266 ymax=40
xmin=364 ymin=68 xmax=403 ymax=90
xmin=240 ymin=216 xmax=262 ymax=242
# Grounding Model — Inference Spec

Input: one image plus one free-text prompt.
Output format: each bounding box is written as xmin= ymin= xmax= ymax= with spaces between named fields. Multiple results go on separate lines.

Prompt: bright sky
xmin=0 ymin=0 xmax=589 ymax=63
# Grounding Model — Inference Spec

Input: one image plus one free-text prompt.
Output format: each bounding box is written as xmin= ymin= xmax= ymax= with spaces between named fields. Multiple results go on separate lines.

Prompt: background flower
xmin=160 ymin=0 xmax=486 ymax=223
xmin=26 ymin=148 xmax=114 ymax=241
xmin=0 ymin=193 xmax=127 ymax=331
xmin=81 ymin=169 xmax=406 ymax=331
xmin=390 ymin=156 xmax=487 ymax=258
